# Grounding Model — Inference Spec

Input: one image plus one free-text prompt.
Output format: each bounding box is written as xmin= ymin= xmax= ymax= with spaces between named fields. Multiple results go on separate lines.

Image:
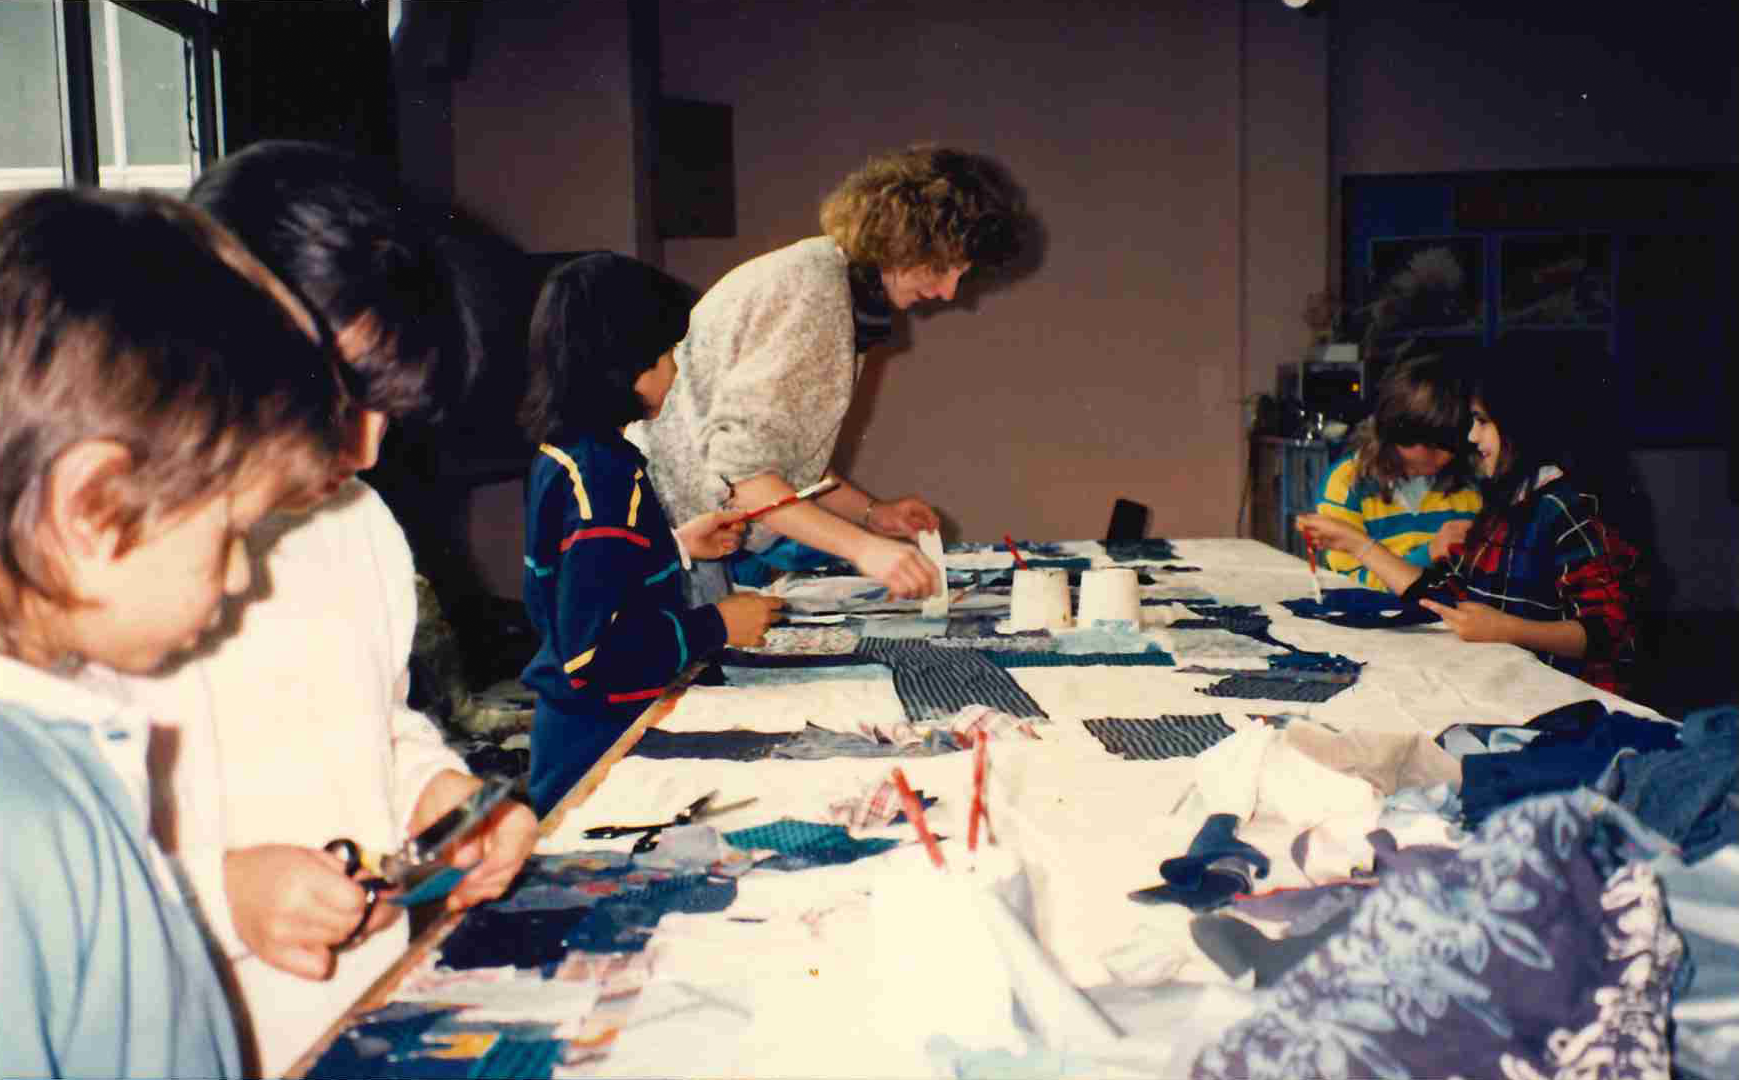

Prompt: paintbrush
xmin=728 ymin=477 xmax=839 ymax=525
xmin=892 ymin=767 xmax=946 ymax=870
xmin=1004 ymin=534 xmax=1029 ymax=570
xmin=1306 ymin=539 xmax=1324 ymax=603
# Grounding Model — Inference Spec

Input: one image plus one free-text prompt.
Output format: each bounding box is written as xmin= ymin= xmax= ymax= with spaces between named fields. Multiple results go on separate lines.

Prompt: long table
xmin=289 ymin=538 xmax=1661 ymax=1079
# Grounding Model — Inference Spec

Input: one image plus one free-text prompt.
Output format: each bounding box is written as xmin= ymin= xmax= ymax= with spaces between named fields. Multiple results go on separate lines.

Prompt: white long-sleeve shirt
xmin=96 ymin=478 xmax=468 ymax=1076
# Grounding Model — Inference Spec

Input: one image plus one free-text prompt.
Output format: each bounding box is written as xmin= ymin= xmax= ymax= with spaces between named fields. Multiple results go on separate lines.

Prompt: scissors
xmin=582 ymin=790 xmax=756 ymax=853
xmin=324 ymin=777 xmax=518 ymax=946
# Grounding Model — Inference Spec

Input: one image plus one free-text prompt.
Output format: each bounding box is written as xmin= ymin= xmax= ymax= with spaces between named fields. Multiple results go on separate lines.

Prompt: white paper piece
xmin=918 ymin=529 xmax=949 ymax=619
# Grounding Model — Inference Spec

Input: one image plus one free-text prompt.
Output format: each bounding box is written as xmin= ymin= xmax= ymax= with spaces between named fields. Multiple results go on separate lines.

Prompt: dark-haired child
xmin=1299 ymin=346 xmax=1640 ymax=695
xmin=520 ymin=253 xmax=783 ymax=817
xmin=102 ymin=141 xmax=537 ymax=1077
xmin=1314 ymin=353 xmax=1483 ymax=588
xmin=0 ymin=188 xmax=344 ymax=1078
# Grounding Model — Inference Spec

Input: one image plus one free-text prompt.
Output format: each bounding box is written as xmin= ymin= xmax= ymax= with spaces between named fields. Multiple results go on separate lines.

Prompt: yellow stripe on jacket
xmin=539 ymin=443 xmax=592 ymax=521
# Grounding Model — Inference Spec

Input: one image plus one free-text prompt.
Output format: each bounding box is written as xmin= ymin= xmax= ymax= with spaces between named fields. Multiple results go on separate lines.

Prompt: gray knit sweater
xmin=642 ymin=236 xmax=863 ymax=550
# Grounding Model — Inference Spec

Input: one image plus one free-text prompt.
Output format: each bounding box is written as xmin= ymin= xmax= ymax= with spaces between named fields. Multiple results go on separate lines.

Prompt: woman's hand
xmin=225 ymin=844 xmax=398 ymax=980
xmin=1294 ymin=513 xmax=1369 ymax=556
xmin=676 ymin=509 xmax=746 ymax=561
xmin=864 ymin=496 xmax=940 ymax=539
xmin=1418 ymin=598 xmax=1514 ymax=643
xmin=1429 ymin=519 xmax=1473 ymax=562
xmin=716 ymin=594 xmax=785 ymax=646
xmin=854 ymin=536 xmax=939 ymax=598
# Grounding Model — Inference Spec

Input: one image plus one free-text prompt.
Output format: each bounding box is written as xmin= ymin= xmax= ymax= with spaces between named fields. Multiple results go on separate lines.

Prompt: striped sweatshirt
xmin=1315 ymin=453 xmax=1482 ymax=590
xmin=521 ymin=432 xmax=726 ymax=814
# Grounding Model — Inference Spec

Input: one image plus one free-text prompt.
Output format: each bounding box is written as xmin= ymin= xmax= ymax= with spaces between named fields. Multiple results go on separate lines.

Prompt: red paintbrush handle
xmin=968 ymin=730 xmax=987 ymax=852
xmin=892 ymin=767 xmax=945 ymax=869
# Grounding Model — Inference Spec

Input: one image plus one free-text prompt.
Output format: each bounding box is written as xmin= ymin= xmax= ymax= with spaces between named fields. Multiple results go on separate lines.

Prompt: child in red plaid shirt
xmin=1298 ymin=345 xmax=1642 ymax=695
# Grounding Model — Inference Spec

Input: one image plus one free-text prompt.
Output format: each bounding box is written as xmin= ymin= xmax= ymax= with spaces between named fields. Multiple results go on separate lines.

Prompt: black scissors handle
xmin=323 ymin=838 xmax=384 ymax=949
xmin=582 ymin=822 xmax=664 ymax=839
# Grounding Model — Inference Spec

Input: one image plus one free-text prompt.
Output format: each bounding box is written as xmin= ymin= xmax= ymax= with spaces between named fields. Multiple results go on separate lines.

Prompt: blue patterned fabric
xmin=722 ymin=819 xmax=900 ymax=869
xmin=628 ymin=728 xmax=798 ymax=761
xmin=982 ymin=650 xmax=1174 ymax=668
xmin=1598 ymin=705 xmax=1736 ymax=862
xmin=1281 ymin=587 xmax=1441 ymax=629
xmin=854 ymin=638 xmax=1047 ymax=722
xmin=1191 ymin=790 xmax=1686 ymax=1080
xmin=1084 ymin=715 xmax=1235 ymax=760
xmin=1198 ymin=674 xmax=1352 ymax=703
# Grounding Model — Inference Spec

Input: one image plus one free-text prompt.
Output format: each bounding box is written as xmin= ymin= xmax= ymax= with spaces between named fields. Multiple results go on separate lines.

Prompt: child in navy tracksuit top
xmin=519 ymin=254 xmax=782 ymax=817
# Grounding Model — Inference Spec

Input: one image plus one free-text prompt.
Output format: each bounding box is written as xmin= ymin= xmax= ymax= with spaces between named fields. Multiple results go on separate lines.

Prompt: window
xmin=0 ymin=1 xmax=68 ymax=191
xmin=0 ymin=0 xmax=220 ymax=194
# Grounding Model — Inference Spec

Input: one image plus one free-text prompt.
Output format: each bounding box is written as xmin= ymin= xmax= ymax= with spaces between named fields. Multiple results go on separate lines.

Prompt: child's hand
xmin=676 ymin=509 xmax=746 ymax=561
xmin=442 ymin=800 xmax=537 ymax=913
xmin=717 ymin=594 xmax=785 ymax=646
xmin=225 ymin=844 xmax=400 ymax=980
xmin=864 ymin=495 xmax=941 ymax=539
xmin=407 ymin=771 xmax=535 ymax=912
xmin=1429 ymin=519 xmax=1473 ymax=562
xmin=1418 ymin=598 xmax=1514 ymax=643
xmin=1294 ymin=513 xmax=1367 ymax=555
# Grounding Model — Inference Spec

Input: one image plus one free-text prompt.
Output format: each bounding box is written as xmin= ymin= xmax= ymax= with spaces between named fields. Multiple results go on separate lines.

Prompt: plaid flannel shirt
xmin=1406 ymin=469 xmax=1639 ymax=695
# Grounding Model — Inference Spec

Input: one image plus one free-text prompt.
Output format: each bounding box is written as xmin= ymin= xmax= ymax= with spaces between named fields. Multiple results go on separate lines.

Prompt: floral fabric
xmin=1192 ymin=789 xmax=1685 ymax=1080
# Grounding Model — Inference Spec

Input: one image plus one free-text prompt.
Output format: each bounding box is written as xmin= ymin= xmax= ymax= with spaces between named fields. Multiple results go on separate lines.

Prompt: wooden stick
xmin=288 ymin=662 xmax=708 ymax=1077
xmin=283 ymin=906 xmax=467 ymax=1079
xmin=538 ymin=661 xmax=706 ymax=838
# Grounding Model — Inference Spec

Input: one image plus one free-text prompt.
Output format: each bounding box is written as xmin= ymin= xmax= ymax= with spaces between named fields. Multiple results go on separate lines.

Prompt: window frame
xmin=55 ymin=0 xmax=221 ymax=186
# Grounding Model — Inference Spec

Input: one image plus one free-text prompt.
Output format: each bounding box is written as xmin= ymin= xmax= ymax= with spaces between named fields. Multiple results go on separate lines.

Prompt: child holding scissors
xmin=0 ymin=188 xmax=344 ymax=1078
xmin=102 ymin=142 xmax=539 ymax=1077
xmin=519 ymin=253 xmax=783 ymax=817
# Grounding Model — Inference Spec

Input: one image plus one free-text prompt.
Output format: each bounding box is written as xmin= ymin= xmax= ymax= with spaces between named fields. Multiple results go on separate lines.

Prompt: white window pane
xmin=0 ymin=0 xmax=68 ymax=191
xmin=96 ymin=0 xmax=195 ymax=192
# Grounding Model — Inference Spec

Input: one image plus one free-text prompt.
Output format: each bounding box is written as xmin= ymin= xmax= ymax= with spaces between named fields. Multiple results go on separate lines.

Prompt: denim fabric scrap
xmin=1598 ymin=704 xmax=1737 ymax=862
xmin=1085 ymin=715 xmax=1235 ymax=760
xmin=854 ymin=637 xmax=1047 ymax=722
xmin=628 ymin=728 xmax=798 ymax=761
xmin=1130 ymin=813 xmax=1271 ymax=912
xmin=1104 ymin=538 xmax=1180 ymax=563
xmin=1280 ymin=587 xmax=1441 ymax=629
xmin=983 ymin=649 xmax=1175 ymax=668
xmin=1191 ymin=789 xmax=1687 ymax=1080
xmin=1198 ymin=674 xmax=1351 ymax=703
xmin=1459 ymin=706 xmax=1681 ymax=829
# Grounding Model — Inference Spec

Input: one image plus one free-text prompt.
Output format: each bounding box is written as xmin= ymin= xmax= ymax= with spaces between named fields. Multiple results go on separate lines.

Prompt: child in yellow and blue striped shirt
xmin=1314 ymin=353 xmax=1482 ymax=590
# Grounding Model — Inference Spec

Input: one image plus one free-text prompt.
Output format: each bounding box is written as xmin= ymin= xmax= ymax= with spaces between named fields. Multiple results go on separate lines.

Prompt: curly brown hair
xmin=820 ymin=145 xmax=1028 ymax=272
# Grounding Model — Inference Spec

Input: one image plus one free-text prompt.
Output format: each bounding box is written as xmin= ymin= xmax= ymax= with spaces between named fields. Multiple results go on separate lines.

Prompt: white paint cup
xmin=1007 ymin=568 xmax=1072 ymax=631
xmin=1076 ymin=567 xmax=1141 ymax=626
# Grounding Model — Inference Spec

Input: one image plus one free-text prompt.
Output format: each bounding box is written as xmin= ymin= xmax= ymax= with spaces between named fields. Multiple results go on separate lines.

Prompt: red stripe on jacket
xmin=606 ymin=688 xmax=665 ymax=704
xmin=559 ymin=526 xmax=650 ymax=553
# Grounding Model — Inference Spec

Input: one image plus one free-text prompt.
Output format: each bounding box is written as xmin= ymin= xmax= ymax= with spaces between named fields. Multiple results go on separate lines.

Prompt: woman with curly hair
xmin=640 ymin=144 xmax=1030 ymax=604
xmin=1311 ymin=353 xmax=1483 ymax=590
